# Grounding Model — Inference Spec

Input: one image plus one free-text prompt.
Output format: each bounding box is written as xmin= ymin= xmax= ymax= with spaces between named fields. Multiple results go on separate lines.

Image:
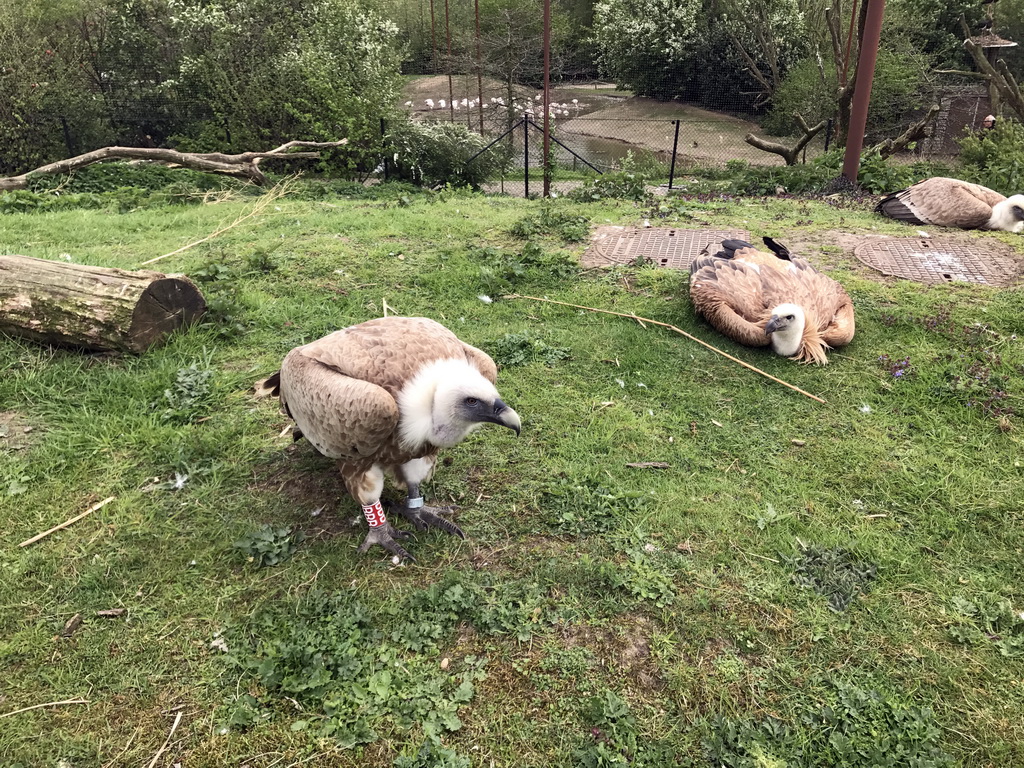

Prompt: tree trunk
xmin=0 ymin=255 xmax=206 ymax=353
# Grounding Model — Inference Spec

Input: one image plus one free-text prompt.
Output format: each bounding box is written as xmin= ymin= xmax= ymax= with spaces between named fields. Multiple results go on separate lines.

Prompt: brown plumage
xmin=257 ymin=317 xmax=521 ymax=561
xmin=875 ymin=177 xmax=1024 ymax=232
xmin=689 ymin=238 xmax=855 ymax=365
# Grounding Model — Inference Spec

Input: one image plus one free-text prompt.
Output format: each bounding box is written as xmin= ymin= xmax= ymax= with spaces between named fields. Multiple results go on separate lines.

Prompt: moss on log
xmin=0 ymin=255 xmax=206 ymax=353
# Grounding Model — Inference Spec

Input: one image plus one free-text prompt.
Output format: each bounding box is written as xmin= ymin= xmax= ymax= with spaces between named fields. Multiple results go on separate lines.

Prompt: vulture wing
xmin=786 ymin=259 xmax=855 ymax=347
xmin=279 ymin=348 xmax=399 ymax=461
xmin=297 ymin=317 xmax=489 ymax=397
xmin=689 ymin=256 xmax=772 ymax=347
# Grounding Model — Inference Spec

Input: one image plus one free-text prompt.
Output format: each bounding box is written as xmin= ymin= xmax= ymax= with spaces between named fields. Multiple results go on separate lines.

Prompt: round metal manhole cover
xmin=585 ymin=227 xmax=750 ymax=270
xmin=854 ymin=238 xmax=1021 ymax=286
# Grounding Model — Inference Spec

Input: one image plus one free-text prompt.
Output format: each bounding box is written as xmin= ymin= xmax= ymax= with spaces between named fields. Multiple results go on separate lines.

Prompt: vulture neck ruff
xmin=768 ymin=303 xmax=830 ymax=364
xmin=768 ymin=303 xmax=806 ymax=358
xmin=988 ymin=195 xmax=1024 ymax=232
xmin=396 ymin=358 xmax=498 ymax=451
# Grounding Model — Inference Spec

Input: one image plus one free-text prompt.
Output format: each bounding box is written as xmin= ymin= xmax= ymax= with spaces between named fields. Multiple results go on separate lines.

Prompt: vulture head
xmin=764 ymin=303 xmax=807 ymax=357
xmin=989 ymin=195 xmax=1024 ymax=233
xmin=398 ymin=359 xmax=522 ymax=450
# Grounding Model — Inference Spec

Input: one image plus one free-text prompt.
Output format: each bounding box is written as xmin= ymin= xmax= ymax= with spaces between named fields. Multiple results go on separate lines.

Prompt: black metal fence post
xmin=523 ymin=113 xmax=529 ymax=199
xmin=824 ymin=119 xmax=835 ymax=153
xmin=668 ymin=119 xmax=680 ymax=190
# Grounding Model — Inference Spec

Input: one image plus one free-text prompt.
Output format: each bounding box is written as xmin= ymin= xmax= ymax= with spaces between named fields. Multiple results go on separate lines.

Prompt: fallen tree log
xmin=0 ymin=255 xmax=206 ymax=353
xmin=0 ymin=139 xmax=350 ymax=191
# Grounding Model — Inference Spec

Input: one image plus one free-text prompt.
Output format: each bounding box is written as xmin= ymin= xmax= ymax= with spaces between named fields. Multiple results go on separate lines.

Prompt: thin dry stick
xmin=507 ymin=294 xmax=826 ymax=404
xmin=146 ymin=711 xmax=183 ymax=768
xmin=19 ymin=496 xmax=115 ymax=547
xmin=139 ymin=181 xmax=291 ymax=267
xmin=0 ymin=698 xmax=89 ymax=719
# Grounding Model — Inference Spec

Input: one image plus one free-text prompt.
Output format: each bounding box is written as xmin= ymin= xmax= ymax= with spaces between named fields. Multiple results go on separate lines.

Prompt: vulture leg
xmin=395 ymin=457 xmax=466 ymax=540
xmin=345 ymin=464 xmax=415 ymax=561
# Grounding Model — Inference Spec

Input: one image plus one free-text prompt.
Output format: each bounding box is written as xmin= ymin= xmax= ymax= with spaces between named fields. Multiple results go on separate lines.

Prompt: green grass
xmin=1 ymin=181 xmax=1023 ymax=767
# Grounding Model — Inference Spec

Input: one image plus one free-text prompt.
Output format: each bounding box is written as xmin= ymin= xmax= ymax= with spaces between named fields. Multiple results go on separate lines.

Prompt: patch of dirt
xmin=558 ymin=614 xmax=665 ymax=692
xmin=250 ymin=446 xmax=356 ymax=541
xmin=0 ymin=411 xmax=42 ymax=452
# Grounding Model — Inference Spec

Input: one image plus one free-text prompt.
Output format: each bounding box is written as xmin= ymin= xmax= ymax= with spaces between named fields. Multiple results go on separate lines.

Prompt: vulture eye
xmin=464 ymin=397 xmax=479 ymax=406
xmin=786 ymin=315 xmax=795 ymax=320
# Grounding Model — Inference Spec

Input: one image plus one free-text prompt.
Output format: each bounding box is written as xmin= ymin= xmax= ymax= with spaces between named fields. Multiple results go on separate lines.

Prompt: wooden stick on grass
xmin=507 ymin=294 xmax=826 ymax=404
xmin=19 ymin=496 xmax=115 ymax=547
xmin=0 ymin=698 xmax=89 ymax=719
xmin=146 ymin=711 xmax=183 ymax=768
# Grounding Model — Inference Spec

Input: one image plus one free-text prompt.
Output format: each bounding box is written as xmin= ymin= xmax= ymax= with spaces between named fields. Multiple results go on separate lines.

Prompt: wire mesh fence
xmin=2 ymin=0 xmax=1008 ymax=193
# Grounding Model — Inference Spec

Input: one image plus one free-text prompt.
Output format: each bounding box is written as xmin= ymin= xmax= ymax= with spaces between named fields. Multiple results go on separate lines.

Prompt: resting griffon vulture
xmin=875 ymin=177 xmax=1024 ymax=232
xmin=258 ymin=317 xmax=521 ymax=561
xmin=689 ymin=238 xmax=855 ymax=365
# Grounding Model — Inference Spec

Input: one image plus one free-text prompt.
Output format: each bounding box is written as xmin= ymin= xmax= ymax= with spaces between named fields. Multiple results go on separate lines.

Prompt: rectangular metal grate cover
xmin=585 ymin=227 xmax=751 ymax=270
xmin=853 ymin=238 xmax=1021 ymax=287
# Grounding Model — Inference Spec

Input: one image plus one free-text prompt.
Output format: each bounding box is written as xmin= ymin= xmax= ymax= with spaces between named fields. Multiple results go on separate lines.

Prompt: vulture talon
xmin=357 ymin=522 xmax=416 ymax=562
xmin=396 ymin=504 xmax=466 ymax=539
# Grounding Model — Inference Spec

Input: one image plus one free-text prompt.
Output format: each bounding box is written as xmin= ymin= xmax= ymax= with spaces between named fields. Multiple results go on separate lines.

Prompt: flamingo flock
xmin=406 ymin=94 xmax=586 ymax=120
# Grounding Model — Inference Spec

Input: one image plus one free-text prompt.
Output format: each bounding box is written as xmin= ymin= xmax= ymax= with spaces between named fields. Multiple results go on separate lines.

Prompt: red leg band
xmin=362 ymin=501 xmax=386 ymax=528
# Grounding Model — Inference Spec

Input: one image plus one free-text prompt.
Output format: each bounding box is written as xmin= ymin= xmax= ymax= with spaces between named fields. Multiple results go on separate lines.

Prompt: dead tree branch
xmin=0 ymin=140 xmax=349 ymax=192
xmin=871 ymin=104 xmax=941 ymax=158
xmin=745 ymin=114 xmax=829 ymax=165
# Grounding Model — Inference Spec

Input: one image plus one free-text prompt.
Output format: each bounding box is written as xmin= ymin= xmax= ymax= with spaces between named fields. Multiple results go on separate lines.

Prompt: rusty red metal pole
xmin=475 ymin=0 xmax=484 ymax=134
xmin=542 ymin=0 xmax=551 ymax=197
xmin=842 ymin=0 xmax=886 ymax=184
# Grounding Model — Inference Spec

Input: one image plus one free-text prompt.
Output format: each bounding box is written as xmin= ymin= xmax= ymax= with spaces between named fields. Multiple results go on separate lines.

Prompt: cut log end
xmin=129 ymin=277 xmax=207 ymax=353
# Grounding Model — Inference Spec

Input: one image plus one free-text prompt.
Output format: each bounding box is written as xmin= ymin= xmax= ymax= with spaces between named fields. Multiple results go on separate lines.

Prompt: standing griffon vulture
xmin=258 ymin=317 xmax=521 ymax=561
xmin=875 ymin=177 xmax=1024 ymax=232
xmin=689 ymin=238 xmax=855 ymax=365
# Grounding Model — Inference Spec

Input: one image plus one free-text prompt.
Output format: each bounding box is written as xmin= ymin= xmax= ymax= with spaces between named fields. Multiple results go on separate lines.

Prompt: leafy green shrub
xmin=233 ymin=524 xmax=306 ymax=566
xmin=394 ymin=743 xmax=471 ymax=768
xmin=569 ymin=154 xmax=651 ymax=202
xmin=157 ymin=362 xmax=216 ymax=424
xmin=784 ymin=543 xmax=877 ymax=612
xmin=487 ymin=331 xmax=571 ymax=367
xmin=704 ymin=680 xmax=955 ymax=767
xmin=24 ymin=163 xmax=238 ymax=195
xmin=948 ymin=594 xmax=1024 ymax=657
xmin=678 ymin=151 xmax=950 ymax=196
xmin=388 ymin=120 xmax=504 ymax=188
xmin=510 ymin=204 xmax=591 ymax=242
xmin=957 ymin=117 xmax=1024 ymax=195
xmin=765 ymin=49 xmax=931 ymax=143
xmin=541 ymin=477 xmax=644 ymax=536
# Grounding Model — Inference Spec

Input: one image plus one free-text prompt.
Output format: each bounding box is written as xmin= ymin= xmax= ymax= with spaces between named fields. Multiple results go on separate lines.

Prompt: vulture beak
xmin=1013 ymin=205 xmax=1024 ymax=222
xmin=492 ymin=399 xmax=522 ymax=436
xmin=764 ymin=315 xmax=782 ymax=335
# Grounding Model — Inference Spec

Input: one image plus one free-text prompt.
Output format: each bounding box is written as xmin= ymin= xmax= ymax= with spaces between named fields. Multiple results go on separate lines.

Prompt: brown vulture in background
xmin=875 ymin=177 xmax=1024 ymax=232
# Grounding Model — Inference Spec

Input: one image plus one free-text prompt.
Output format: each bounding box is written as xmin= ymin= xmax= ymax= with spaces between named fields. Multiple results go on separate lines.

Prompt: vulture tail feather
xmin=762 ymin=236 xmax=792 ymax=260
xmin=875 ymin=193 xmax=925 ymax=225
xmin=255 ymin=371 xmax=282 ymax=398
xmin=715 ymin=239 xmax=756 ymax=259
